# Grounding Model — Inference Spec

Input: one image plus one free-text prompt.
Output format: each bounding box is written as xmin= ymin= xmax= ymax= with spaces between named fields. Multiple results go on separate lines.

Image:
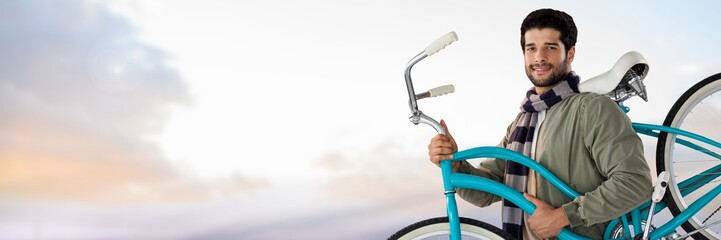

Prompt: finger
xmin=429 ymin=154 xmax=453 ymax=162
xmin=429 ymin=146 xmax=454 ymax=158
xmin=429 ymin=142 xmax=453 ymax=155
xmin=431 ymin=134 xmax=443 ymax=141
xmin=430 ymin=134 xmax=451 ymax=144
xmin=431 ymin=154 xmax=453 ymax=161
xmin=430 ymin=139 xmax=454 ymax=149
xmin=429 ymin=147 xmax=454 ymax=157
xmin=428 ymin=148 xmax=453 ymax=160
xmin=430 ymin=154 xmax=453 ymax=165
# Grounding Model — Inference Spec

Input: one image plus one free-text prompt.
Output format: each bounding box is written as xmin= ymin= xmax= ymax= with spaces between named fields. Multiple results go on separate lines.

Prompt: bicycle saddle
xmin=579 ymin=51 xmax=650 ymax=102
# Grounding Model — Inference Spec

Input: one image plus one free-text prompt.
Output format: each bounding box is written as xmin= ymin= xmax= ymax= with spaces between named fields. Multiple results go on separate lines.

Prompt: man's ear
xmin=567 ymin=46 xmax=576 ymax=64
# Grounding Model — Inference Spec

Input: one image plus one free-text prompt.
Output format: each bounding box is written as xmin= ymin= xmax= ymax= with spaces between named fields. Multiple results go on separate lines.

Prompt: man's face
xmin=523 ymin=28 xmax=575 ymax=88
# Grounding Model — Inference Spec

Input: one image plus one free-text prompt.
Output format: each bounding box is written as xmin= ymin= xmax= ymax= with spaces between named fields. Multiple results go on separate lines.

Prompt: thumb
xmin=440 ymin=119 xmax=451 ymax=136
xmin=523 ymin=193 xmax=539 ymax=203
xmin=524 ymin=193 xmax=549 ymax=211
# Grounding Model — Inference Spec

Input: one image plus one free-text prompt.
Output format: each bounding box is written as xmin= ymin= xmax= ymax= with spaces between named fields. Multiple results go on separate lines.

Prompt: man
xmin=428 ymin=8 xmax=653 ymax=239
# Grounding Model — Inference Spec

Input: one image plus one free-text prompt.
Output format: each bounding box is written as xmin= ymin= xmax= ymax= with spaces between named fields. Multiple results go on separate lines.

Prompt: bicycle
xmin=389 ymin=31 xmax=721 ymax=240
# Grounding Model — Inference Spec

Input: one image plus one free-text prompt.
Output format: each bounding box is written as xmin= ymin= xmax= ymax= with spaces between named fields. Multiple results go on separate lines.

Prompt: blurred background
xmin=1 ymin=0 xmax=720 ymax=239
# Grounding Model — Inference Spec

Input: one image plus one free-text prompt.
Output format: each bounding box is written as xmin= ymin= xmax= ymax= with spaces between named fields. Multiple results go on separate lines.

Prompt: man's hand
xmin=428 ymin=120 xmax=459 ymax=171
xmin=524 ymin=193 xmax=570 ymax=238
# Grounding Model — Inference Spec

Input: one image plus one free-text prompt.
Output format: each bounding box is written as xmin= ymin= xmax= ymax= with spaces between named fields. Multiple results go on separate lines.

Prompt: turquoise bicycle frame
xmin=403 ymin=32 xmax=721 ymax=240
xmin=440 ymin=122 xmax=721 ymax=240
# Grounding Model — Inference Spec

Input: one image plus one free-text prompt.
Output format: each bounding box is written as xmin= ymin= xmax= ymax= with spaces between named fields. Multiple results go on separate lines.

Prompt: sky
xmin=1 ymin=0 xmax=720 ymax=239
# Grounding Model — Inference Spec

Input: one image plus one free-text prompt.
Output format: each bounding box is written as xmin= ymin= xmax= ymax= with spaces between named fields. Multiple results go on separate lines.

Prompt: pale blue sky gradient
xmin=1 ymin=1 xmax=720 ymax=239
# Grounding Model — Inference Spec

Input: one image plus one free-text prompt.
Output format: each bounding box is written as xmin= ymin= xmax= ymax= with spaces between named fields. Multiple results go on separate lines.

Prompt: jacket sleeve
xmin=455 ymin=113 xmax=522 ymax=207
xmin=455 ymin=155 xmax=506 ymax=207
xmin=562 ymin=95 xmax=653 ymax=227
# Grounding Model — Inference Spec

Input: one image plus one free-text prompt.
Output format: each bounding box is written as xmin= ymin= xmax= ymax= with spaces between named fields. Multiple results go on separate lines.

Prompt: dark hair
xmin=520 ymin=8 xmax=577 ymax=52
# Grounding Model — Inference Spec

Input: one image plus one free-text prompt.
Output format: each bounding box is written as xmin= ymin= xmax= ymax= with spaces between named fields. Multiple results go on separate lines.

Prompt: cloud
xmin=186 ymin=139 xmax=503 ymax=240
xmin=0 ymin=2 xmax=275 ymax=237
xmin=314 ymin=141 xmax=445 ymax=203
xmin=0 ymin=0 xmax=267 ymax=204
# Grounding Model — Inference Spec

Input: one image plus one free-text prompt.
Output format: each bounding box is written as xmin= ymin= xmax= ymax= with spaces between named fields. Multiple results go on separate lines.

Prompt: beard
xmin=525 ymin=59 xmax=569 ymax=87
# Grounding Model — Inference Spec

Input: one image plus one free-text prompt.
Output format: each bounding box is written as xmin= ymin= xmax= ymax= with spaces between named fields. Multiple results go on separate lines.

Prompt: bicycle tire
xmin=388 ymin=216 xmax=514 ymax=240
xmin=656 ymin=72 xmax=721 ymax=240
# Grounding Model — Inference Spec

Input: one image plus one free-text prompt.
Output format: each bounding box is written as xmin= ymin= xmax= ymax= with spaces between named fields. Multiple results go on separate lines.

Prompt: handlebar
xmin=404 ymin=31 xmax=458 ymax=135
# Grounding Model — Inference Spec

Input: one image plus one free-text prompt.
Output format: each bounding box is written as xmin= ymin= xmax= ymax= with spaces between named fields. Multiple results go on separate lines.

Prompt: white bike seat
xmin=579 ymin=51 xmax=650 ymax=102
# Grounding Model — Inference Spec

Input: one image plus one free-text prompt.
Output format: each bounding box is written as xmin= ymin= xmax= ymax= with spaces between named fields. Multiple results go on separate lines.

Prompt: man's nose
xmin=534 ymin=49 xmax=547 ymax=63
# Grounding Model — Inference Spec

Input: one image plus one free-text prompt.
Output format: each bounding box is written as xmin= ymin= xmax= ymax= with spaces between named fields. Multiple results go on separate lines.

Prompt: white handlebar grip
xmin=425 ymin=31 xmax=458 ymax=56
xmin=428 ymin=84 xmax=455 ymax=97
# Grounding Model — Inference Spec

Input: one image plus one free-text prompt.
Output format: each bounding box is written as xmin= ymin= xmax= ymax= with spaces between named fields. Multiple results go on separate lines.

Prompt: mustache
xmin=528 ymin=63 xmax=554 ymax=68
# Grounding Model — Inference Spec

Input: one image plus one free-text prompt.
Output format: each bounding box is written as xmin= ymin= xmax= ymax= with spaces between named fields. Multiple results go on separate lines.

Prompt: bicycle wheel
xmin=388 ymin=216 xmax=514 ymax=240
xmin=657 ymin=72 xmax=721 ymax=239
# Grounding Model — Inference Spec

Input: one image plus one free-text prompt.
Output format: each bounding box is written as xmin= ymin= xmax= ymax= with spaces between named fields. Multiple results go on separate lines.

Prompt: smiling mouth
xmin=531 ymin=64 xmax=552 ymax=74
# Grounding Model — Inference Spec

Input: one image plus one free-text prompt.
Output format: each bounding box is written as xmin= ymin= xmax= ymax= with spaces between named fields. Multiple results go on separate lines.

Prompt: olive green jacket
xmin=456 ymin=92 xmax=653 ymax=239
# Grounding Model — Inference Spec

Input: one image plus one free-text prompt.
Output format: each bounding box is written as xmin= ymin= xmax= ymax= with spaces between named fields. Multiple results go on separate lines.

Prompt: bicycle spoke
xmin=703 ymin=205 xmax=721 ymax=224
xmin=674 ymin=159 xmax=721 ymax=163
xmin=700 ymin=101 xmax=721 ymax=123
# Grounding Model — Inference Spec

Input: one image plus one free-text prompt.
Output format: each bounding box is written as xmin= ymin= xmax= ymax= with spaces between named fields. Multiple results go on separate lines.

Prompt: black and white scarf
xmin=502 ymin=72 xmax=580 ymax=239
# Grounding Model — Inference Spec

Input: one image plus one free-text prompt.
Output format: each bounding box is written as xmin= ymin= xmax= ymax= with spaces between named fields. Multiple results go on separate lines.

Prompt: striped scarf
xmin=502 ymin=72 xmax=580 ymax=239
